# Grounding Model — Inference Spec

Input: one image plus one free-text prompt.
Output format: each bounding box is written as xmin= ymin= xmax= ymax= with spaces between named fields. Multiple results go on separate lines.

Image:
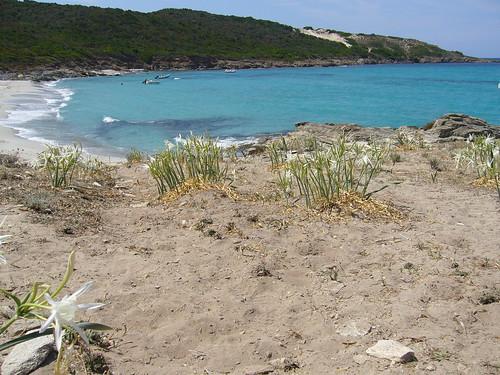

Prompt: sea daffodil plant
xmin=0 ymin=251 xmax=111 ymax=355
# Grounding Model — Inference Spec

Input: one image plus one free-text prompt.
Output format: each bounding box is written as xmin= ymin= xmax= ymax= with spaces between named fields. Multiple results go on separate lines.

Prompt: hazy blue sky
xmin=36 ymin=0 xmax=500 ymax=57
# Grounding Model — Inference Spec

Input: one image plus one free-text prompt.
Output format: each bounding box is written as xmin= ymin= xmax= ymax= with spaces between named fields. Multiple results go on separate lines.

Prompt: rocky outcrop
xmin=423 ymin=113 xmax=500 ymax=140
xmin=293 ymin=114 xmax=499 ymax=144
xmin=294 ymin=122 xmax=398 ymax=143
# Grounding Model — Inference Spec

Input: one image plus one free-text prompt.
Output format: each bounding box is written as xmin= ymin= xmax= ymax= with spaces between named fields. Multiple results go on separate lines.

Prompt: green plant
xmin=38 ymin=144 xmax=82 ymax=188
xmin=430 ymin=158 xmax=441 ymax=183
xmin=455 ymin=135 xmax=499 ymax=199
xmin=390 ymin=152 xmax=401 ymax=165
xmin=0 ymin=251 xmax=111 ymax=364
xmin=148 ymin=135 xmax=228 ymax=195
xmin=267 ymin=137 xmax=289 ymax=170
xmin=126 ymin=148 xmax=145 ymax=164
xmin=393 ymin=129 xmax=424 ymax=149
xmin=276 ymin=134 xmax=389 ymax=208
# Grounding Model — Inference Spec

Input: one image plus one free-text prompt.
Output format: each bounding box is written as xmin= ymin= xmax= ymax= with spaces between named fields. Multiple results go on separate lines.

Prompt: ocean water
xmin=2 ymin=63 xmax=500 ymax=156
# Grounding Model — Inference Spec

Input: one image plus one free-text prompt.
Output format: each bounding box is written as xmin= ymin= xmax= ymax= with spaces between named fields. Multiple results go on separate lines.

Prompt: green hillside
xmin=0 ymin=0 xmax=468 ymax=71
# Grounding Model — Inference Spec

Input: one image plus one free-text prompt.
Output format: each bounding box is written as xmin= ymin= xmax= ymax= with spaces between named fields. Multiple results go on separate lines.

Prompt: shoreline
xmin=1 ymin=59 xmax=495 ymax=82
xmin=0 ymin=80 xmax=46 ymax=160
xmin=0 ymin=80 xmax=124 ymax=162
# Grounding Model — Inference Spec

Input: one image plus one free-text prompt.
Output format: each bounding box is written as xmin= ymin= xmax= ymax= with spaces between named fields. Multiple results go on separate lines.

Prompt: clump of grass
xmin=390 ymin=152 xmax=402 ymax=165
xmin=126 ymin=148 xmax=145 ymax=164
xmin=24 ymin=192 xmax=55 ymax=213
xmin=76 ymin=156 xmax=115 ymax=186
xmin=148 ymin=135 xmax=228 ymax=196
xmin=455 ymin=135 xmax=499 ymax=199
xmin=274 ymin=134 xmax=389 ymax=209
xmin=430 ymin=158 xmax=441 ymax=183
xmin=38 ymin=144 xmax=82 ymax=187
xmin=0 ymin=153 xmax=20 ymax=168
xmin=393 ymin=129 xmax=424 ymax=150
xmin=267 ymin=137 xmax=290 ymax=170
xmin=267 ymin=136 xmax=320 ymax=170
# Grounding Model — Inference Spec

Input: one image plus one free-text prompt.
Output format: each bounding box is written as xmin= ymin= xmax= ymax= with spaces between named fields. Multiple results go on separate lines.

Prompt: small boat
xmin=155 ymin=74 xmax=171 ymax=80
xmin=142 ymin=79 xmax=160 ymax=85
xmin=224 ymin=69 xmax=237 ymax=73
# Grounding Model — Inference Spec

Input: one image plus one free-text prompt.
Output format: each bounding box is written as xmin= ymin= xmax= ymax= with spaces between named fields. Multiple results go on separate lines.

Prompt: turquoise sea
xmin=3 ymin=63 xmax=500 ymax=156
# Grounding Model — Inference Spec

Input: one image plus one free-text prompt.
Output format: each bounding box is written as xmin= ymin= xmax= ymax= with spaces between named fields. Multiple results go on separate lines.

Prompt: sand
xmin=0 ymin=80 xmax=124 ymax=163
xmin=0 ymin=81 xmax=46 ymax=160
xmin=0 ymin=134 xmax=499 ymax=374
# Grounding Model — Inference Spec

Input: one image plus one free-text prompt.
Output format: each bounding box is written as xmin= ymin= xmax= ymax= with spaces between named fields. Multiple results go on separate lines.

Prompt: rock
xmin=353 ymin=354 xmax=369 ymax=365
xmin=425 ymin=364 xmax=436 ymax=371
xmin=1 ymin=334 xmax=55 ymax=375
xmin=366 ymin=340 xmax=416 ymax=363
xmin=337 ymin=320 xmax=372 ymax=337
xmin=424 ymin=113 xmax=500 ymax=140
xmin=269 ymin=357 xmax=300 ymax=370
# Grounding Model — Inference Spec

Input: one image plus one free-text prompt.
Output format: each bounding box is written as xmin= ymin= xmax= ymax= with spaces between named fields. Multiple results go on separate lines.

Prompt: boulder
xmin=366 ymin=339 xmax=416 ymax=363
xmin=424 ymin=114 xmax=500 ymax=140
xmin=1 ymin=334 xmax=55 ymax=375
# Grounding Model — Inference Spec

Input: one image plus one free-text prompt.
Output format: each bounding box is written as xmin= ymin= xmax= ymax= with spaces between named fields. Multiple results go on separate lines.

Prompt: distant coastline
xmin=0 ymin=57 xmax=492 ymax=82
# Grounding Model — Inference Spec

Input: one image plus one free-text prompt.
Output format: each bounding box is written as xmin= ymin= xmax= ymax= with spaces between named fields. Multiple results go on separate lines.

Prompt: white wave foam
xmin=102 ymin=116 xmax=120 ymax=124
xmin=217 ymin=137 xmax=258 ymax=148
xmin=0 ymin=80 xmax=74 ymax=140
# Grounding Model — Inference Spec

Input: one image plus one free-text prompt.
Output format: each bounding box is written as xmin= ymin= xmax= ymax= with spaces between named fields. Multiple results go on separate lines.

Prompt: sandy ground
xmin=0 ymin=137 xmax=499 ymax=374
xmin=0 ymin=81 xmax=46 ymax=160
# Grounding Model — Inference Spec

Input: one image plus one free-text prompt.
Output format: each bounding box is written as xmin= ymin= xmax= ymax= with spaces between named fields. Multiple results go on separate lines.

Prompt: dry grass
xmin=316 ymin=191 xmax=405 ymax=221
xmin=160 ymin=179 xmax=239 ymax=203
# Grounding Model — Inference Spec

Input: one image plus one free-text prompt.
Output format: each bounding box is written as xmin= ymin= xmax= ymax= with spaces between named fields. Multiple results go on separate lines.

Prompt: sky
xmin=35 ymin=0 xmax=500 ymax=57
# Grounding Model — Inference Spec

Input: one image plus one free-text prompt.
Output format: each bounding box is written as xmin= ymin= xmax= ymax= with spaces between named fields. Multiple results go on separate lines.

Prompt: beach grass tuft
xmin=38 ymin=144 xmax=82 ymax=188
xmin=272 ymin=134 xmax=389 ymax=209
xmin=149 ymin=135 xmax=228 ymax=196
xmin=455 ymin=135 xmax=499 ymax=199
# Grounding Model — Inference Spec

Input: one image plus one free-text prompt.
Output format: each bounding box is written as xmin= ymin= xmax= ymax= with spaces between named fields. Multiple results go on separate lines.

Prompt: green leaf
xmin=51 ymin=250 xmax=76 ymax=298
xmin=0 ymin=289 xmax=21 ymax=307
xmin=0 ymin=330 xmax=52 ymax=352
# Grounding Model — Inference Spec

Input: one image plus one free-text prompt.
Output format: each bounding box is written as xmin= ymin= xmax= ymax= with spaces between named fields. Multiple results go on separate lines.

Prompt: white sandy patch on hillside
xmin=300 ymin=28 xmax=352 ymax=48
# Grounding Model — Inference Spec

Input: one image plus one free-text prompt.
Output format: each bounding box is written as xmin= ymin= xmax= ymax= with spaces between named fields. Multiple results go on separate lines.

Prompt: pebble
xmin=337 ymin=320 xmax=372 ymax=337
xmin=366 ymin=339 xmax=416 ymax=363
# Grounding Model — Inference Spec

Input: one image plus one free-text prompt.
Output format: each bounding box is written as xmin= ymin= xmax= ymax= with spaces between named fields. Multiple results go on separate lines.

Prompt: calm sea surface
xmin=3 ymin=63 xmax=500 ymax=155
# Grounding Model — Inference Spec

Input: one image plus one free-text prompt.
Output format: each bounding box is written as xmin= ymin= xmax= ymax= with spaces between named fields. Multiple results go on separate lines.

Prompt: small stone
xmin=269 ymin=357 xmax=300 ymax=370
xmin=1 ymin=334 xmax=55 ymax=375
xmin=425 ymin=364 xmax=436 ymax=371
xmin=242 ymin=365 xmax=274 ymax=375
xmin=353 ymin=354 xmax=369 ymax=365
xmin=366 ymin=340 xmax=416 ymax=363
xmin=337 ymin=320 xmax=372 ymax=337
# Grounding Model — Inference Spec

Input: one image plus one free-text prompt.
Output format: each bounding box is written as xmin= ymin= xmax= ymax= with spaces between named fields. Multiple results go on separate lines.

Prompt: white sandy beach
xmin=0 ymin=80 xmax=46 ymax=160
xmin=0 ymin=80 xmax=124 ymax=162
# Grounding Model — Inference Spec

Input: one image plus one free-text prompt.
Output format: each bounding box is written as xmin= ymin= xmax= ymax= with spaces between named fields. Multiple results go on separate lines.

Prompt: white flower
xmin=0 ymin=217 xmax=9 ymax=265
xmin=0 ymin=235 xmax=10 ymax=245
xmin=40 ymin=281 xmax=105 ymax=351
xmin=493 ymin=148 xmax=499 ymax=158
xmin=175 ymin=134 xmax=186 ymax=145
xmin=361 ymin=154 xmax=372 ymax=166
xmin=164 ymin=140 xmax=175 ymax=151
xmin=286 ymin=151 xmax=297 ymax=162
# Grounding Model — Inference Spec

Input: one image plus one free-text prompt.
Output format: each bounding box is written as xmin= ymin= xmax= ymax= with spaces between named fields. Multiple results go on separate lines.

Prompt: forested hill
xmin=0 ymin=0 xmax=475 ymax=73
